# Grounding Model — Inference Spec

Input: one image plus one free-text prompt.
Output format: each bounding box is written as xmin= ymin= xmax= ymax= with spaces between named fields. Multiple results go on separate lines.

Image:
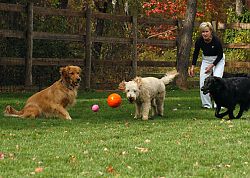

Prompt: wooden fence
xmin=0 ymin=2 xmax=249 ymax=91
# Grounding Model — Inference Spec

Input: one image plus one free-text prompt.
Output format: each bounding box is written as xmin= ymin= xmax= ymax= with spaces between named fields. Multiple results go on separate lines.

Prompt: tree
xmin=176 ymin=0 xmax=197 ymax=89
xmin=236 ymin=0 xmax=243 ymax=16
xmin=92 ymin=0 xmax=110 ymax=61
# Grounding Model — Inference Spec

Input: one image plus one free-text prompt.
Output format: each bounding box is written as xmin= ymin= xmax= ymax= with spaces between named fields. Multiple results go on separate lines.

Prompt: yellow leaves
xmin=104 ymin=147 xmax=109 ymax=152
xmin=68 ymin=155 xmax=77 ymax=163
xmin=134 ymin=139 xmax=151 ymax=153
xmin=135 ymin=146 xmax=149 ymax=153
xmin=124 ymin=121 xmax=130 ymax=127
xmin=219 ymin=119 xmax=234 ymax=128
xmin=215 ymin=163 xmax=231 ymax=168
xmin=193 ymin=161 xmax=199 ymax=167
xmin=119 ymin=151 xmax=127 ymax=155
xmin=0 ymin=152 xmax=16 ymax=160
xmin=8 ymin=153 xmax=15 ymax=160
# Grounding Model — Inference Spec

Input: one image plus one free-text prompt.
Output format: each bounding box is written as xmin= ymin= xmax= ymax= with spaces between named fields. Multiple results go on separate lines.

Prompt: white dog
xmin=119 ymin=70 xmax=178 ymax=120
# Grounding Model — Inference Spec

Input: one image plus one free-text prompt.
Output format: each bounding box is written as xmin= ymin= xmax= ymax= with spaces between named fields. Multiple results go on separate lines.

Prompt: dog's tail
xmin=4 ymin=105 xmax=24 ymax=117
xmin=160 ymin=70 xmax=179 ymax=85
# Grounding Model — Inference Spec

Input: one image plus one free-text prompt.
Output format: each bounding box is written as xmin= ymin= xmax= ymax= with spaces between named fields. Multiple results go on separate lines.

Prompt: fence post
xmin=25 ymin=2 xmax=33 ymax=87
xmin=85 ymin=5 xmax=92 ymax=90
xmin=212 ymin=20 xmax=217 ymax=32
xmin=131 ymin=15 xmax=138 ymax=78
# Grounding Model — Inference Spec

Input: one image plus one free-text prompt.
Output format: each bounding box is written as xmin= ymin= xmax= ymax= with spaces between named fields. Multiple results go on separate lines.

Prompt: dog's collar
xmin=60 ymin=79 xmax=74 ymax=90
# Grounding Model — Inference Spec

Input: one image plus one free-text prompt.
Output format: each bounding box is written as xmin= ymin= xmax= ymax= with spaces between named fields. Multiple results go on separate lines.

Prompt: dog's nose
xmin=77 ymin=77 xmax=81 ymax=82
xmin=128 ymin=97 xmax=134 ymax=103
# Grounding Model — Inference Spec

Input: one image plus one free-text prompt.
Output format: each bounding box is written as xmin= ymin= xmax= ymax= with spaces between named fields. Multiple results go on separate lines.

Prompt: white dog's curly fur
xmin=119 ymin=70 xmax=179 ymax=120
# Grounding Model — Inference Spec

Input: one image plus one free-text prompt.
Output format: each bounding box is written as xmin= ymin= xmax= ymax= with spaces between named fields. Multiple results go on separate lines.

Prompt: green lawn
xmin=0 ymin=89 xmax=249 ymax=177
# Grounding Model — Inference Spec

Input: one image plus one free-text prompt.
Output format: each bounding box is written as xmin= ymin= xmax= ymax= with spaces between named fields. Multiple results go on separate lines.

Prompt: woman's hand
xmin=205 ymin=64 xmax=215 ymax=74
xmin=189 ymin=65 xmax=195 ymax=77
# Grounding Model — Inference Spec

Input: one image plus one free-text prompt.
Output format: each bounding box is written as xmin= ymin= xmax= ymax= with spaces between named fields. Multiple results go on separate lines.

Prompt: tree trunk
xmin=92 ymin=1 xmax=109 ymax=60
xmin=236 ymin=0 xmax=243 ymax=16
xmin=176 ymin=0 xmax=197 ymax=89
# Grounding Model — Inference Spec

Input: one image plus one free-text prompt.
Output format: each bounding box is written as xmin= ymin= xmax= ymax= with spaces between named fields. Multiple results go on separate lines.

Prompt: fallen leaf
xmin=220 ymin=119 xmax=225 ymax=123
xmin=9 ymin=153 xmax=15 ymax=160
xmin=106 ymin=165 xmax=115 ymax=173
xmin=127 ymin=165 xmax=132 ymax=169
xmin=226 ymin=120 xmax=232 ymax=124
xmin=69 ymin=155 xmax=77 ymax=163
xmin=176 ymin=141 xmax=181 ymax=145
xmin=120 ymin=151 xmax=127 ymax=155
xmin=0 ymin=152 xmax=4 ymax=160
xmin=135 ymin=147 xmax=149 ymax=153
xmin=193 ymin=161 xmax=199 ymax=167
xmin=98 ymin=171 xmax=104 ymax=176
xmin=216 ymin=164 xmax=223 ymax=168
xmin=35 ymin=167 xmax=44 ymax=173
xmin=125 ymin=121 xmax=129 ymax=127
xmin=104 ymin=148 xmax=108 ymax=151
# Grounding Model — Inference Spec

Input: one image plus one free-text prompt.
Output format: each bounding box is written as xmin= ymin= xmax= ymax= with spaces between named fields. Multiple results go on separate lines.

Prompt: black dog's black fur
xmin=223 ymin=72 xmax=250 ymax=78
xmin=201 ymin=76 xmax=250 ymax=120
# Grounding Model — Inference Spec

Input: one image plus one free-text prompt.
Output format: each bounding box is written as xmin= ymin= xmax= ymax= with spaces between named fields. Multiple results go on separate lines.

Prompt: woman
xmin=189 ymin=22 xmax=225 ymax=109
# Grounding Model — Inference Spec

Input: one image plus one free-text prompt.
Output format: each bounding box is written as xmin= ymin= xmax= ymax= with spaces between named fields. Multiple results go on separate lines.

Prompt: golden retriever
xmin=4 ymin=65 xmax=81 ymax=120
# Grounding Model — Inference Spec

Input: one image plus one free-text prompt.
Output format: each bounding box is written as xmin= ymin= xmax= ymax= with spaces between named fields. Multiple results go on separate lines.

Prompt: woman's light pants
xmin=200 ymin=54 xmax=225 ymax=108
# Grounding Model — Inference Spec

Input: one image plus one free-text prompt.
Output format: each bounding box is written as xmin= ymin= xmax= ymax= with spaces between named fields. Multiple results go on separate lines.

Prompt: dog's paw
xmin=215 ymin=113 xmax=224 ymax=119
xmin=142 ymin=116 xmax=149 ymax=121
xmin=65 ymin=115 xmax=72 ymax=120
xmin=134 ymin=116 xmax=141 ymax=119
xmin=4 ymin=105 xmax=11 ymax=114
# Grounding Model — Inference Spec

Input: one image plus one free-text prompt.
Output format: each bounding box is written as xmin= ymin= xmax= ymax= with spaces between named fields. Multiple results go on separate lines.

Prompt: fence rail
xmin=1 ymin=57 xmax=249 ymax=69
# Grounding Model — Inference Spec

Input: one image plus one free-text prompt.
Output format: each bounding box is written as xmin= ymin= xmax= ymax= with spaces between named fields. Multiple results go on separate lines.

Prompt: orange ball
xmin=107 ymin=93 xmax=122 ymax=108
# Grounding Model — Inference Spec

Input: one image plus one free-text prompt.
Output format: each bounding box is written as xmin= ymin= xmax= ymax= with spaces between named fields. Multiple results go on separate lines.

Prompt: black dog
xmin=201 ymin=76 xmax=250 ymax=120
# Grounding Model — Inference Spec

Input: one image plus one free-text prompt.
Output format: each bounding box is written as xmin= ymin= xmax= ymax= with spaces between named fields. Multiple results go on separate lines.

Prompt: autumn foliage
xmin=142 ymin=0 xmax=229 ymax=40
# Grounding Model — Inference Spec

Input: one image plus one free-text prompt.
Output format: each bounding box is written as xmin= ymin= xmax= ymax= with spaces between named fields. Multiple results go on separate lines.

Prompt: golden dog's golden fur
xmin=4 ymin=65 xmax=81 ymax=120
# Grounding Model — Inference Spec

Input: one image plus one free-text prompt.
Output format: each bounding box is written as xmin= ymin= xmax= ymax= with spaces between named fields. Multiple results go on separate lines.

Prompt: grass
xmin=0 ymin=89 xmax=249 ymax=178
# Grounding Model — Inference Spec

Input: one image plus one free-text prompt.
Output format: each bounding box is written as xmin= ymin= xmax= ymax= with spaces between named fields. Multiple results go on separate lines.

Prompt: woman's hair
xmin=199 ymin=22 xmax=214 ymax=32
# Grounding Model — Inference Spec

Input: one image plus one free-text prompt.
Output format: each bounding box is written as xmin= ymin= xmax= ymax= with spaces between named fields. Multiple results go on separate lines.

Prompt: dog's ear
xmin=60 ymin=66 xmax=68 ymax=79
xmin=214 ymin=77 xmax=223 ymax=84
xmin=134 ymin=77 xmax=142 ymax=88
xmin=134 ymin=77 xmax=141 ymax=84
xmin=118 ymin=80 xmax=126 ymax=91
xmin=75 ymin=66 xmax=82 ymax=74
